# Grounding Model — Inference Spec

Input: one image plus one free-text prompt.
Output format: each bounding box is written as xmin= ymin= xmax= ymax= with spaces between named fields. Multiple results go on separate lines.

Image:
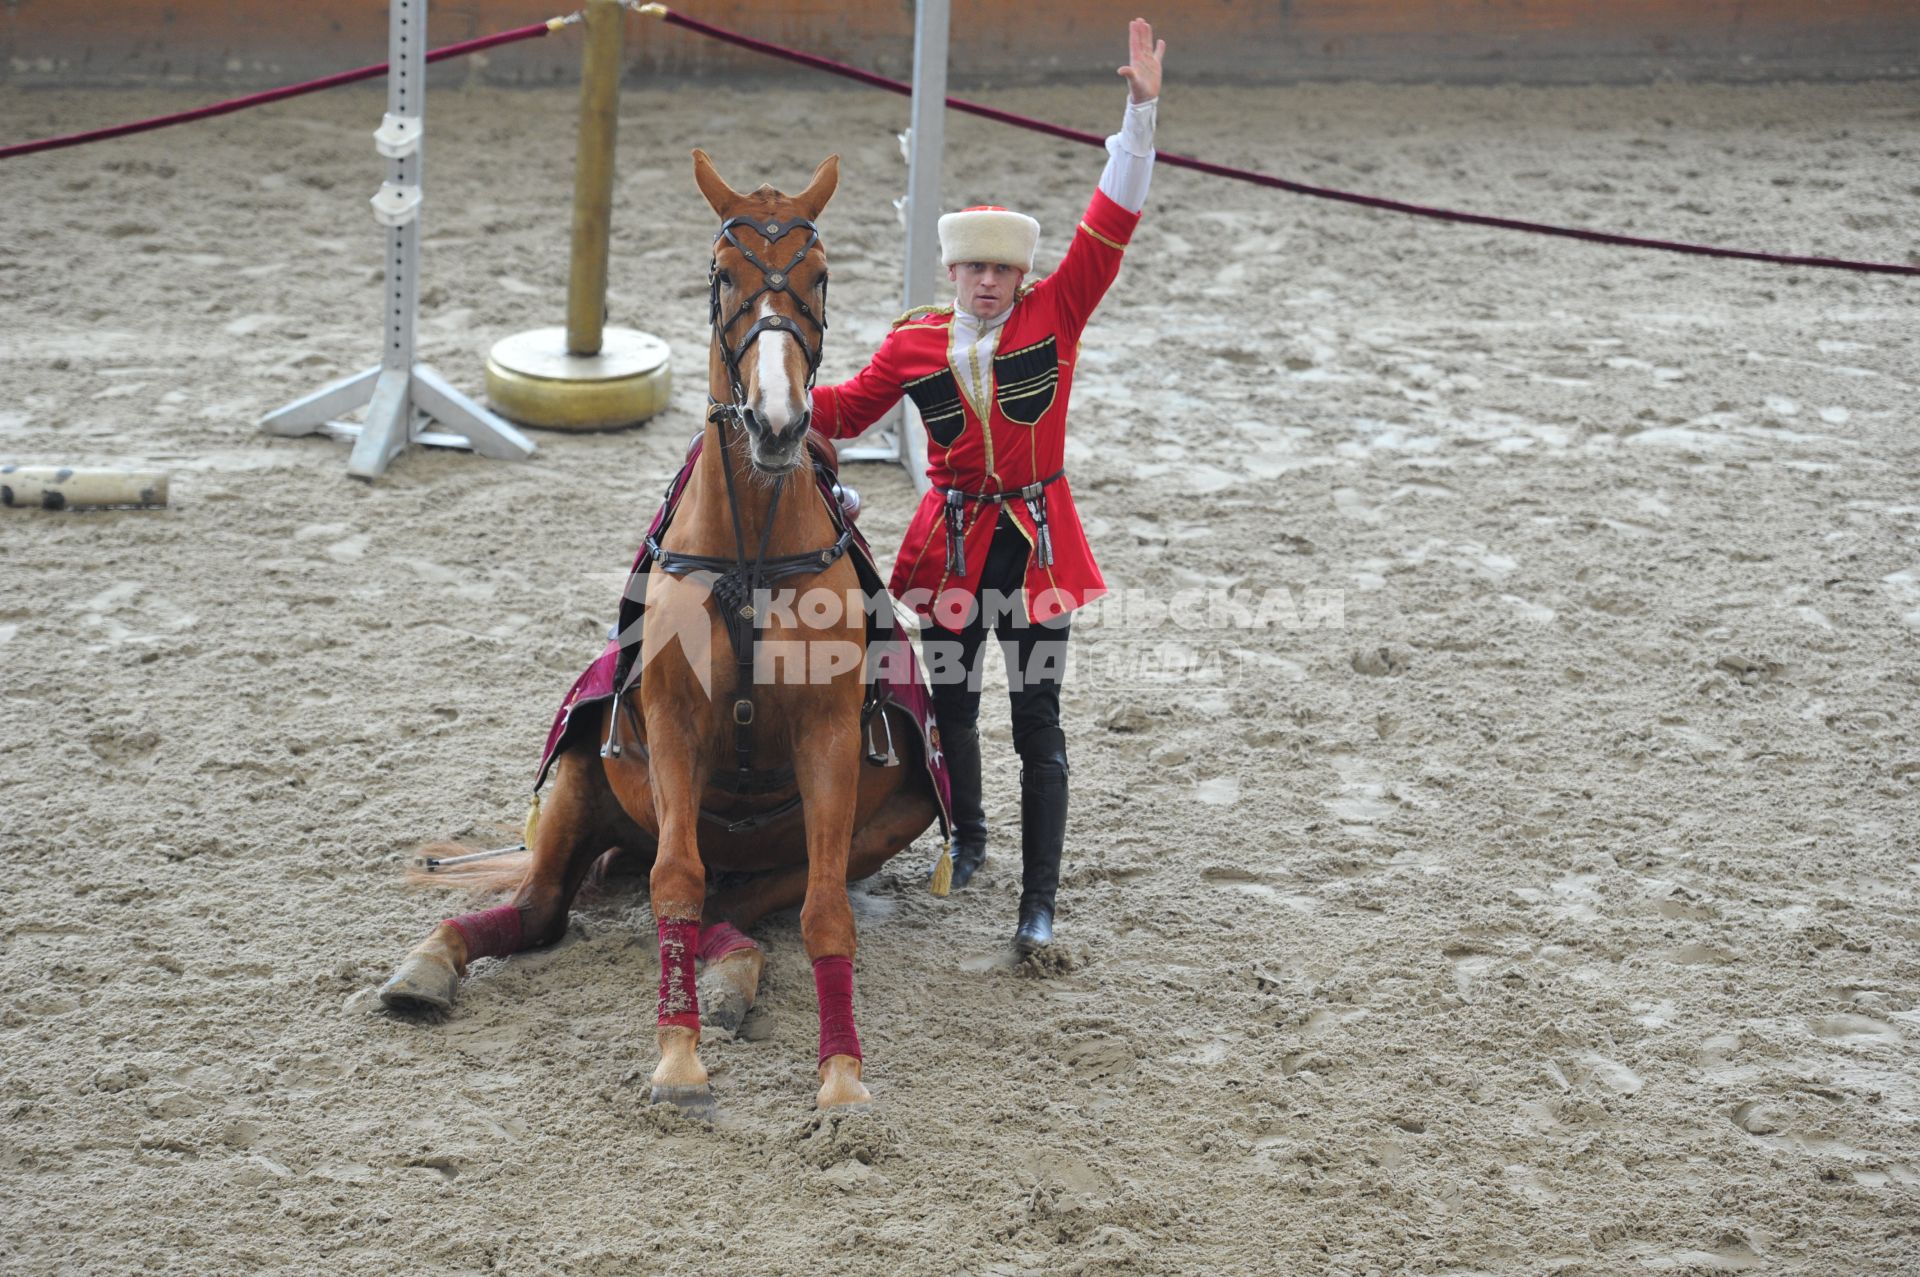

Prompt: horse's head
xmin=693 ymin=149 xmax=839 ymax=475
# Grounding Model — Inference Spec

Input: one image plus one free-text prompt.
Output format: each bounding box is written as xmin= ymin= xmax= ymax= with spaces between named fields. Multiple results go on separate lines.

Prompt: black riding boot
xmin=1014 ymin=727 xmax=1069 ymax=953
xmin=938 ymin=716 xmax=988 ymax=889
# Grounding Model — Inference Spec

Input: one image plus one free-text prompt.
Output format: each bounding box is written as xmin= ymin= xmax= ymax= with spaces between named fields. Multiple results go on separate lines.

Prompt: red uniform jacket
xmin=811 ymin=188 xmax=1141 ymax=624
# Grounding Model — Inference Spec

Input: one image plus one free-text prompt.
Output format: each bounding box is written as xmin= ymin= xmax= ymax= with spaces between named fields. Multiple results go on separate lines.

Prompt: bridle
xmin=707 ymin=212 xmax=828 ymax=433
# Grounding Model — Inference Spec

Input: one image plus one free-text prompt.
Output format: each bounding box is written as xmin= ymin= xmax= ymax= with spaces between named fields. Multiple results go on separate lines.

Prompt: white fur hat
xmin=938 ymin=205 xmax=1040 ymax=273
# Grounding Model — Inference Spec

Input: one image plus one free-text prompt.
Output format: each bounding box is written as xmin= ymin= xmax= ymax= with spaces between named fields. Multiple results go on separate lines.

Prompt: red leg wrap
xmin=444 ymin=905 xmax=523 ymax=960
xmin=698 ymin=921 xmax=760 ymax=964
xmin=656 ymin=917 xmax=701 ymax=1031
xmin=812 ymin=954 xmax=862 ymax=1064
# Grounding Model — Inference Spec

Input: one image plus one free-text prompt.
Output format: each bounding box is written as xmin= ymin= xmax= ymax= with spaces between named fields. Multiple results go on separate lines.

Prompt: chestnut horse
xmin=377 ymin=151 xmax=942 ymax=1115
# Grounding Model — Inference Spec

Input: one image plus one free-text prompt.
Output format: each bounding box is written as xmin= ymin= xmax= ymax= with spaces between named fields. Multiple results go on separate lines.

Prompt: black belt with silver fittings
xmin=938 ymin=469 xmax=1065 ymax=575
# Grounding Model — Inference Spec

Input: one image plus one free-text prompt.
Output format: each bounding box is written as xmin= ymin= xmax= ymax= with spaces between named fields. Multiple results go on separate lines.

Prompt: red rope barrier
xmin=0 ymin=20 xmax=564 ymax=163
xmin=649 ymin=6 xmax=1919 ymax=279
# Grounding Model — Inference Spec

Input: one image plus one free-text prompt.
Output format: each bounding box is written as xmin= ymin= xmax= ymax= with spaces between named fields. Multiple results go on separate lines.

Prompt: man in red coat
xmin=811 ymin=19 xmax=1165 ymax=952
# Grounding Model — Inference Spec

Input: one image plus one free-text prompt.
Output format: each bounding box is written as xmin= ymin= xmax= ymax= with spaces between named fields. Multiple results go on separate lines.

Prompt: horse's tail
xmin=403 ymin=834 xmax=534 ymax=894
xmin=402 ymin=831 xmax=626 ymax=896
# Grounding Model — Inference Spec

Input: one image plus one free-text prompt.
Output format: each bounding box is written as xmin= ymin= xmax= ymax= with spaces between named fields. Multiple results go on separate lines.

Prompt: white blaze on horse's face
xmin=747 ymin=294 xmax=810 ymax=469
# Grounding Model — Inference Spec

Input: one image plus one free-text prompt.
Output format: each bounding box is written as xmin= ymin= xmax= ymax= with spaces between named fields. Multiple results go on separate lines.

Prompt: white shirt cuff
xmin=1117 ymin=96 xmax=1157 ymax=158
xmin=1098 ymin=97 xmax=1157 ymax=213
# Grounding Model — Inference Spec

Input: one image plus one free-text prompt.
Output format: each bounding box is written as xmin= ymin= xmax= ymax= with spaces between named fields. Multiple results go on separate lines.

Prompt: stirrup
xmin=863 ymin=701 xmax=899 ymax=767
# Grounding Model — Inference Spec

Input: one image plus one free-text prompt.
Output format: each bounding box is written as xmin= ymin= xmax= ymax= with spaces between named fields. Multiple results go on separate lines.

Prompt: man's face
xmin=950 ymin=261 xmax=1026 ymax=321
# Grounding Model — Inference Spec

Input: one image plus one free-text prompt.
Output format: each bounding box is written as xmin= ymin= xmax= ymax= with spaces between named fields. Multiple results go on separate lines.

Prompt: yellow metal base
xmin=485 ymin=326 xmax=671 ymax=431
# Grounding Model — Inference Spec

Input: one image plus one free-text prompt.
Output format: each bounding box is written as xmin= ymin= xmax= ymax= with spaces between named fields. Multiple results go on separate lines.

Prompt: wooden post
xmin=566 ymin=0 xmax=624 ymax=357
xmin=484 ymin=0 xmax=670 ymax=431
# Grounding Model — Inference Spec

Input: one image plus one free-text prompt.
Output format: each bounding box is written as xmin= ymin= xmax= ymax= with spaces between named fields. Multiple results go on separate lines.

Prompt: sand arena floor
xmin=2 ymin=76 xmax=1918 ymax=1275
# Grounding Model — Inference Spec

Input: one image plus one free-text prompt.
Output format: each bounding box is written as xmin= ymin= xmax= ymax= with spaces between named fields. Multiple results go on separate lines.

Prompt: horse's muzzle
xmin=746 ymin=404 xmax=810 ymax=444
xmin=744 ymin=404 xmax=810 ymax=438
xmin=745 ymin=407 xmax=812 ymax=472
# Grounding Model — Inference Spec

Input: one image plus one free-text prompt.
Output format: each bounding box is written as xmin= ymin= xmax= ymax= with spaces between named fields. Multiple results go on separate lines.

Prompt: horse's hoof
xmin=378 ymin=952 xmax=458 ymax=1014
xmin=697 ymin=949 xmax=764 ymax=1034
xmin=816 ymin=1054 xmax=871 ymax=1109
xmin=698 ymin=975 xmax=750 ymax=1033
xmin=649 ymin=1084 xmax=717 ymax=1122
xmin=818 ymin=1094 xmax=874 ymax=1114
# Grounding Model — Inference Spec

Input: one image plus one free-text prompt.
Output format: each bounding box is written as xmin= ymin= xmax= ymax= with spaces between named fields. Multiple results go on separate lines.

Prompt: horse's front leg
xmin=791 ymin=710 xmax=869 ymax=1109
xmin=641 ymin=711 xmax=716 ymax=1119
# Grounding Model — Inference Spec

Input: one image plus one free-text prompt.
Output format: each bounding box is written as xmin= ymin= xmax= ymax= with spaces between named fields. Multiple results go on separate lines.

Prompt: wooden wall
xmin=5 ymin=1 xmax=1917 ymax=86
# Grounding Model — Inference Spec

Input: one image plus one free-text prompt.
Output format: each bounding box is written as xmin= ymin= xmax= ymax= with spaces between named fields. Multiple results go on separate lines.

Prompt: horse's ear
xmin=793 ymin=154 xmax=840 ymax=220
xmin=691 ymin=148 xmax=743 ymax=217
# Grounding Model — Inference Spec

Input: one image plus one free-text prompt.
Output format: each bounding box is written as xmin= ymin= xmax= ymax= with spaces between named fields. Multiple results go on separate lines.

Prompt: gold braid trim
xmin=891 ymin=303 xmax=955 ymax=330
xmin=997 ymin=369 xmax=1059 ymax=394
xmin=1077 ymin=221 xmax=1128 ymax=252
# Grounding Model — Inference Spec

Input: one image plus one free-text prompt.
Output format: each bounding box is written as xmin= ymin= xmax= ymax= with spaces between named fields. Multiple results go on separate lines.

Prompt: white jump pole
xmin=261 ymin=0 xmax=537 ymax=480
xmin=837 ymin=0 xmax=946 ymax=496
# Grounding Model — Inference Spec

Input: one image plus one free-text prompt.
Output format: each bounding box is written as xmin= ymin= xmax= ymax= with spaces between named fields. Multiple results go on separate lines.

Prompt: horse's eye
xmin=716 ymin=270 xmax=733 ymax=287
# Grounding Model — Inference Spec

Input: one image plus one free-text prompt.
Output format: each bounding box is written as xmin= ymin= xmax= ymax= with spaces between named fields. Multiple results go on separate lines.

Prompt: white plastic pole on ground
xmin=261 ymin=0 xmax=535 ymax=480
xmin=838 ymin=0 xmax=946 ymax=495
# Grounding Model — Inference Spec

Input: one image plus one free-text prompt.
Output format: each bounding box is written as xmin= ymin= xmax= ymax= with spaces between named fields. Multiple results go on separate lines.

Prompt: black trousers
xmin=923 ymin=512 xmax=1072 ymax=755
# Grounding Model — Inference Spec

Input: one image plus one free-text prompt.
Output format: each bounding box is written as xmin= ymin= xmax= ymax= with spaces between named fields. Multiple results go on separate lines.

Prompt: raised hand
xmin=1117 ymin=18 xmax=1165 ymax=105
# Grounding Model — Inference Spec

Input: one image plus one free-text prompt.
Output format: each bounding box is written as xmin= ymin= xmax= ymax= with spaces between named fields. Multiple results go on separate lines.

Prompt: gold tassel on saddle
xmin=523 ymin=791 xmax=542 ymax=851
xmin=928 ymin=838 xmax=954 ymax=897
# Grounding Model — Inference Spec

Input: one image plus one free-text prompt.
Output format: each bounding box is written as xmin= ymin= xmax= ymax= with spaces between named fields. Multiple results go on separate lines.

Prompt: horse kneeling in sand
xmin=377 ymin=152 xmax=952 ymax=1116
